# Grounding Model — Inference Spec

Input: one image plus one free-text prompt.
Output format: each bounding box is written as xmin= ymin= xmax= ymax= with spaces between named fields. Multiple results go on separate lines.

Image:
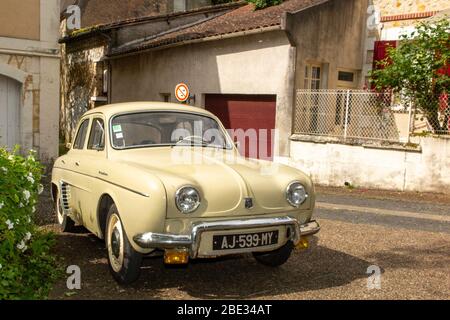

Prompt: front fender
xmin=98 ymin=164 xmax=168 ymax=254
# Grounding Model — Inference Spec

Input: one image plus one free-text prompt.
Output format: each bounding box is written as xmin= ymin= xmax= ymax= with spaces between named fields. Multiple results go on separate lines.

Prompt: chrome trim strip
xmin=133 ymin=233 xmax=192 ymax=249
xmin=299 ymin=220 xmax=320 ymax=236
xmin=59 ymin=180 xmax=72 ymax=215
xmin=133 ymin=218 xmax=320 ymax=258
xmin=53 ymin=167 xmax=149 ymax=197
xmin=190 ymin=216 xmax=301 ymax=258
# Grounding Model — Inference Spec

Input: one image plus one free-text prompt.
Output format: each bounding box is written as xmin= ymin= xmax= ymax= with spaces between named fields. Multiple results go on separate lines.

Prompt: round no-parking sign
xmin=175 ymin=83 xmax=190 ymax=102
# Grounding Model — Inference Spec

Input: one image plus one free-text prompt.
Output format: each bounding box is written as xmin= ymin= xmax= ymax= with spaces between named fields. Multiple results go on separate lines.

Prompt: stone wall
xmin=288 ymin=0 xmax=369 ymax=89
xmin=110 ymin=31 xmax=295 ymax=157
xmin=373 ymin=0 xmax=450 ymax=16
xmin=0 ymin=0 xmax=60 ymax=162
xmin=288 ymin=135 xmax=450 ymax=193
xmin=60 ymin=40 xmax=107 ymax=143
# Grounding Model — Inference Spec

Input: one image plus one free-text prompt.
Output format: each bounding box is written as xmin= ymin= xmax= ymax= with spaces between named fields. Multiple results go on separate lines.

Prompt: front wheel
xmin=106 ymin=204 xmax=142 ymax=285
xmin=253 ymin=241 xmax=294 ymax=267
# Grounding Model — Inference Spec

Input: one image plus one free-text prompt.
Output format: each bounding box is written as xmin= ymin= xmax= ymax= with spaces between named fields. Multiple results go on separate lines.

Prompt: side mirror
xmin=66 ymin=143 xmax=72 ymax=150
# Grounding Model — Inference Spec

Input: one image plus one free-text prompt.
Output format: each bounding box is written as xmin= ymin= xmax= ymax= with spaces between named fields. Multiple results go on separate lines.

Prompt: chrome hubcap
xmin=111 ymin=227 xmax=121 ymax=259
xmin=107 ymin=213 xmax=124 ymax=273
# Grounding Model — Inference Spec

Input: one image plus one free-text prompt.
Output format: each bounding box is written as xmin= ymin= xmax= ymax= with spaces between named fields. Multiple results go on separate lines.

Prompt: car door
xmin=79 ymin=115 xmax=107 ymax=234
xmin=62 ymin=116 xmax=91 ymax=226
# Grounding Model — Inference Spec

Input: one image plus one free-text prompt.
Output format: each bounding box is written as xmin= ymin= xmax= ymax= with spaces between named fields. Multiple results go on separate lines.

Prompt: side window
xmin=88 ymin=118 xmax=105 ymax=150
xmin=73 ymin=119 xmax=90 ymax=150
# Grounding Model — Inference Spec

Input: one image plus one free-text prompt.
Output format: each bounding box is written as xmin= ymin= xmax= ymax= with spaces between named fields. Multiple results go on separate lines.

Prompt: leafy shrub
xmin=212 ymin=0 xmax=236 ymax=4
xmin=246 ymin=0 xmax=284 ymax=9
xmin=212 ymin=0 xmax=284 ymax=10
xmin=0 ymin=147 xmax=60 ymax=299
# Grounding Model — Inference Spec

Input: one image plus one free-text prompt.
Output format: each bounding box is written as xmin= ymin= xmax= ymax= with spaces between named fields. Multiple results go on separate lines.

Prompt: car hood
xmin=111 ymin=147 xmax=313 ymax=218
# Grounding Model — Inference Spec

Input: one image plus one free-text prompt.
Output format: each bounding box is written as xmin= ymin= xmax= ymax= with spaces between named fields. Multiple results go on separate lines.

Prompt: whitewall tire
xmin=106 ymin=204 xmax=142 ymax=285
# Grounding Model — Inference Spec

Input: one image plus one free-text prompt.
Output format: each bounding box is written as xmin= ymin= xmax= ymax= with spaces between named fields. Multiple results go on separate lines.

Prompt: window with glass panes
xmin=304 ymin=65 xmax=321 ymax=89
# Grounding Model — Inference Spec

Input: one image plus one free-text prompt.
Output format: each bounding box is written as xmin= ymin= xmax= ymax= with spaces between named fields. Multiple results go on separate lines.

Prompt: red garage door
xmin=205 ymin=94 xmax=276 ymax=160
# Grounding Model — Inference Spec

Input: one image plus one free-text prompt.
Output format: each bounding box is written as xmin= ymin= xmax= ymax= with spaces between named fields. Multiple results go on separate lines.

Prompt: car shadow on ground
xmin=363 ymin=244 xmax=450 ymax=270
xmin=50 ymin=231 xmax=374 ymax=300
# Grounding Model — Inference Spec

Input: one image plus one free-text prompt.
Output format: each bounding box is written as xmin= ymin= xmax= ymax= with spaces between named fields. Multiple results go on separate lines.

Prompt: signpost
xmin=175 ymin=83 xmax=190 ymax=103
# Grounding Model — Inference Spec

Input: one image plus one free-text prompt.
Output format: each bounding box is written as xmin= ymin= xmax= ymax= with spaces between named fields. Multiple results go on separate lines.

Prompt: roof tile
xmin=110 ymin=0 xmax=327 ymax=56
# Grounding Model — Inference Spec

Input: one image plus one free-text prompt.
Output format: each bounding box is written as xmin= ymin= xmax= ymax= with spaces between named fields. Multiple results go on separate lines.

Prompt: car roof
xmin=83 ymin=101 xmax=216 ymax=119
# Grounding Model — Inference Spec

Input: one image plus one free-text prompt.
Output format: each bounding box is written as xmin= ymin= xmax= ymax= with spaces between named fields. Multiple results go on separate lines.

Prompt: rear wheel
xmin=106 ymin=204 xmax=142 ymax=285
xmin=253 ymin=241 xmax=294 ymax=267
xmin=55 ymin=191 xmax=76 ymax=233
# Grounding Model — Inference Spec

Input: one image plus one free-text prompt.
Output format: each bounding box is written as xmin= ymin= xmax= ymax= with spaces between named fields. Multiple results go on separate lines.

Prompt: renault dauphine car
xmin=51 ymin=102 xmax=320 ymax=284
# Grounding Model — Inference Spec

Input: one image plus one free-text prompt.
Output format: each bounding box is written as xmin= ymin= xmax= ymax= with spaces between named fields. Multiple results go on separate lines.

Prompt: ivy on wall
xmin=212 ymin=0 xmax=284 ymax=10
xmin=63 ymin=52 xmax=95 ymax=143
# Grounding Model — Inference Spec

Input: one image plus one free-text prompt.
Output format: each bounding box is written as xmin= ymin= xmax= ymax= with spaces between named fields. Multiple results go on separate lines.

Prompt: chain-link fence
xmin=410 ymin=93 xmax=450 ymax=136
xmin=293 ymin=90 xmax=450 ymax=143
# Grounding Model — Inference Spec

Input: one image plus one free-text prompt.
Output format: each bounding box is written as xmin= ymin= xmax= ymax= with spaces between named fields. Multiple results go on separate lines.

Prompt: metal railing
xmin=293 ymin=90 xmax=450 ymax=143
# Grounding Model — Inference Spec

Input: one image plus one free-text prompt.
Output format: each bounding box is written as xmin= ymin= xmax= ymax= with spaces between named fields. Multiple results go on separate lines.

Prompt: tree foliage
xmin=212 ymin=0 xmax=284 ymax=10
xmin=370 ymin=18 xmax=450 ymax=132
xmin=246 ymin=0 xmax=283 ymax=9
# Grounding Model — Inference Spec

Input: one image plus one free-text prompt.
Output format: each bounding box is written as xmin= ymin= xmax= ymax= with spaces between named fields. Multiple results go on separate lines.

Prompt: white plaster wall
xmin=288 ymin=137 xmax=450 ymax=193
xmin=111 ymin=31 xmax=294 ymax=156
xmin=0 ymin=0 xmax=60 ymax=162
xmin=39 ymin=57 xmax=60 ymax=161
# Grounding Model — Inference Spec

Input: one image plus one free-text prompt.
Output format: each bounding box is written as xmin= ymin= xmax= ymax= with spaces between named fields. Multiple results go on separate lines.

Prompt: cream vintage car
xmin=51 ymin=102 xmax=320 ymax=284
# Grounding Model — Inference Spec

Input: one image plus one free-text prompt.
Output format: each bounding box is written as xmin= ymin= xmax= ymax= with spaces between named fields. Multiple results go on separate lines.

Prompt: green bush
xmin=0 ymin=147 xmax=60 ymax=299
xmin=246 ymin=0 xmax=284 ymax=9
xmin=212 ymin=0 xmax=284 ymax=9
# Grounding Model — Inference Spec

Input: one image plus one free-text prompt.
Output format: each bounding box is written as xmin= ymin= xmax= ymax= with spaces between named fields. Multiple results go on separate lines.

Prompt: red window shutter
xmin=437 ymin=65 xmax=450 ymax=76
xmin=373 ymin=40 xmax=398 ymax=70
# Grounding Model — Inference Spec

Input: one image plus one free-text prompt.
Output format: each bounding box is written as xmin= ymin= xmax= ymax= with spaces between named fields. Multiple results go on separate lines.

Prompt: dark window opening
xmin=338 ymin=71 xmax=355 ymax=82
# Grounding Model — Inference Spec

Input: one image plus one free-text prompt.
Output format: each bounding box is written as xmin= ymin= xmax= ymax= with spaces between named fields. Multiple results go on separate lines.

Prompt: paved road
xmin=44 ymin=187 xmax=450 ymax=300
xmin=316 ymin=193 xmax=450 ymax=234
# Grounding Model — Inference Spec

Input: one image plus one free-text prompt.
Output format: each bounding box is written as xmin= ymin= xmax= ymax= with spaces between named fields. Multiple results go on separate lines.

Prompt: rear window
xmin=88 ymin=118 xmax=105 ymax=150
xmin=73 ymin=119 xmax=90 ymax=149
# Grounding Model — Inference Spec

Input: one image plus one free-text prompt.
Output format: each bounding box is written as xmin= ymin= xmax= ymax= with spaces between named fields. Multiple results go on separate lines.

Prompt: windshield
xmin=110 ymin=111 xmax=233 ymax=150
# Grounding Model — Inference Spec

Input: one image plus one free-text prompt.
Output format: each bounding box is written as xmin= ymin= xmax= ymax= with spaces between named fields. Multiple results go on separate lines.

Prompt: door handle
xmin=75 ymin=161 xmax=80 ymax=166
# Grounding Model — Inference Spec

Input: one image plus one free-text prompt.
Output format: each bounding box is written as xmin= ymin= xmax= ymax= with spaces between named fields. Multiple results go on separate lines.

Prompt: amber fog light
xmin=164 ymin=249 xmax=189 ymax=264
xmin=295 ymin=236 xmax=309 ymax=250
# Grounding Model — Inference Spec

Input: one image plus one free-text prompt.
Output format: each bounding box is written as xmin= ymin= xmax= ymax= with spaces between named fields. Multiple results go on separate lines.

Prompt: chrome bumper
xmin=133 ymin=217 xmax=320 ymax=258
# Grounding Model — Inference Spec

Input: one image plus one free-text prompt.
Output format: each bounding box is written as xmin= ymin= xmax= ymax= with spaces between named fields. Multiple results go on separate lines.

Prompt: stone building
xmin=59 ymin=0 xmax=213 ymax=143
xmin=60 ymin=0 xmax=369 ymax=160
xmin=375 ymin=0 xmax=450 ymax=39
xmin=60 ymin=0 xmax=212 ymax=29
xmin=362 ymin=0 xmax=450 ymax=86
xmin=0 ymin=0 xmax=60 ymax=162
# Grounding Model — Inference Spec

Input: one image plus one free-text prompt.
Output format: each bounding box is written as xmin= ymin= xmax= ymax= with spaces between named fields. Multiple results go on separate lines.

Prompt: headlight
xmin=175 ymin=186 xmax=201 ymax=214
xmin=286 ymin=182 xmax=308 ymax=207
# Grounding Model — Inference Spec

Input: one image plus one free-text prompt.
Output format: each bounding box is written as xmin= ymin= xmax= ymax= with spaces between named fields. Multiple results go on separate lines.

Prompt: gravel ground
xmin=36 ymin=185 xmax=450 ymax=300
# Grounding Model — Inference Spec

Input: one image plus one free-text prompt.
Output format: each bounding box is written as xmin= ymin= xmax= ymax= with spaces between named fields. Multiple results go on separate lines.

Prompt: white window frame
xmin=304 ymin=64 xmax=322 ymax=90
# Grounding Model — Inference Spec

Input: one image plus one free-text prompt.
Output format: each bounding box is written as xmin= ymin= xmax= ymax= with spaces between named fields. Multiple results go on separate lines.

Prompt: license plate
xmin=212 ymin=230 xmax=279 ymax=251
